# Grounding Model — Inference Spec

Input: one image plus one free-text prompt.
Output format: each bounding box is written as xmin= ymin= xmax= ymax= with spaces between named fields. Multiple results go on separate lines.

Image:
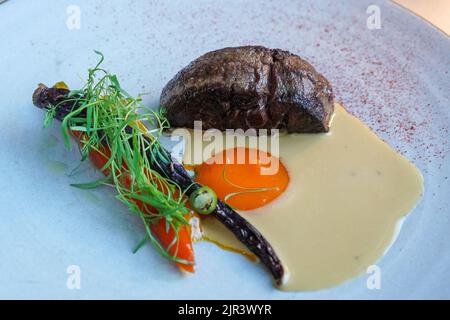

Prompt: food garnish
xmin=161 ymin=46 xmax=334 ymax=133
xmin=189 ymin=186 xmax=217 ymax=215
xmin=32 ymin=52 xmax=285 ymax=284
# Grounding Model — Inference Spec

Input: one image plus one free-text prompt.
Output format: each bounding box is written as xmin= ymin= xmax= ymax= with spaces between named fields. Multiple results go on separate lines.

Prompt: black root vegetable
xmin=32 ymin=83 xmax=285 ymax=285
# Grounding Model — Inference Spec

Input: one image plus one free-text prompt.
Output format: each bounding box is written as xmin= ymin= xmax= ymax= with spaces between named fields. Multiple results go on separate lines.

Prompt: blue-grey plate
xmin=0 ymin=0 xmax=449 ymax=299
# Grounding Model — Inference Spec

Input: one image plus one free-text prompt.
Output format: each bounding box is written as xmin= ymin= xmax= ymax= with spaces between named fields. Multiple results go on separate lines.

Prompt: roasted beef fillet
xmin=160 ymin=46 xmax=334 ymax=133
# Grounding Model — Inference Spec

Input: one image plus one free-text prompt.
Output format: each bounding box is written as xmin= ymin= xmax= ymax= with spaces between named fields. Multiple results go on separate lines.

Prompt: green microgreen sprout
xmin=44 ymin=51 xmax=193 ymax=263
xmin=44 ymin=104 xmax=57 ymax=128
xmin=221 ymin=163 xmax=279 ymax=206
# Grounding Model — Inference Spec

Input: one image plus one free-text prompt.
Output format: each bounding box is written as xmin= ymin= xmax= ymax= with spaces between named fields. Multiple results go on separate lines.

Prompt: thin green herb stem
xmin=45 ymin=52 xmax=192 ymax=262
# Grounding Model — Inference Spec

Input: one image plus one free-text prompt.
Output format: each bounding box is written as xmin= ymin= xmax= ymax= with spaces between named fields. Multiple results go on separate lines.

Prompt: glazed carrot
xmin=73 ymin=131 xmax=195 ymax=272
xmin=33 ymin=76 xmax=283 ymax=284
xmin=32 ymin=55 xmax=284 ymax=283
